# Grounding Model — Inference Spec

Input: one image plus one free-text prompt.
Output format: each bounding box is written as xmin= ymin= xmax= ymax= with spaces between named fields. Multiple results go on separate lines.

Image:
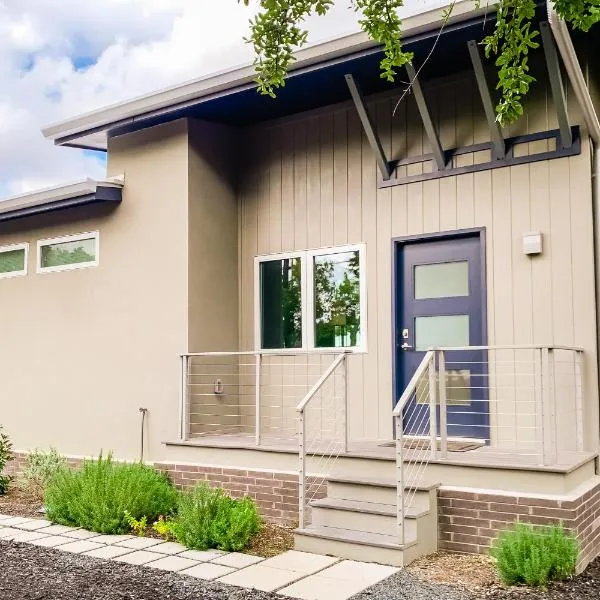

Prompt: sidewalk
xmin=0 ymin=514 xmax=398 ymax=599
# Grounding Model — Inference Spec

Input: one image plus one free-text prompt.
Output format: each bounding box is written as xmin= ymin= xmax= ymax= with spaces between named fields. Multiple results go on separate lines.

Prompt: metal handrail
xmin=298 ymin=351 xmax=349 ymax=529
xmin=392 ymin=350 xmax=435 ymax=417
xmin=297 ymin=351 xmax=350 ymax=414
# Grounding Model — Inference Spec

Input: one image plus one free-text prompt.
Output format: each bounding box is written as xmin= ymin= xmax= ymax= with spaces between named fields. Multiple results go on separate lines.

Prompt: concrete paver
xmin=0 ymin=527 xmax=21 ymax=539
xmin=278 ymin=560 xmax=398 ymax=600
xmin=212 ymin=552 xmax=265 ymax=569
xmin=10 ymin=530 xmax=50 ymax=543
xmin=92 ymin=534 xmax=134 ymax=545
xmin=15 ymin=519 xmax=53 ymax=531
xmin=28 ymin=535 xmax=73 ymax=548
xmin=59 ymin=540 xmax=105 ymax=554
xmin=0 ymin=517 xmax=34 ymax=527
xmin=179 ymin=549 xmax=228 ymax=562
xmin=260 ymin=551 xmax=338 ymax=574
xmin=218 ymin=564 xmax=304 ymax=592
xmin=146 ymin=556 xmax=200 ymax=572
xmin=83 ymin=545 xmax=136 ymax=560
xmin=180 ymin=563 xmax=236 ymax=580
xmin=278 ymin=574 xmax=374 ymax=600
xmin=146 ymin=541 xmax=188 ymax=555
xmin=113 ymin=550 xmax=165 ymax=566
xmin=39 ymin=525 xmax=80 ymax=535
xmin=61 ymin=529 xmax=102 ymax=540
xmin=115 ymin=537 xmax=164 ymax=550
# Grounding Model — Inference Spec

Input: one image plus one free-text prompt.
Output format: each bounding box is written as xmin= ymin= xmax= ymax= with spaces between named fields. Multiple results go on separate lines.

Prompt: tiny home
xmin=2 ymin=0 xmax=600 ymax=569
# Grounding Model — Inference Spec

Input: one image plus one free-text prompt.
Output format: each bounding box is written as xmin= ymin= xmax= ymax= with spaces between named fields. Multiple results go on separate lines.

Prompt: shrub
xmin=44 ymin=453 xmax=178 ymax=534
xmin=19 ymin=448 xmax=67 ymax=499
xmin=0 ymin=426 xmax=13 ymax=495
xmin=491 ymin=522 xmax=578 ymax=587
xmin=169 ymin=483 xmax=260 ymax=551
xmin=124 ymin=511 xmax=148 ymax=536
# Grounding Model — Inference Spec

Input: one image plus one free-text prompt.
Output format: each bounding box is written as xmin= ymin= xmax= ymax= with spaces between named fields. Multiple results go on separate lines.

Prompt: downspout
xmin=547 ymin=1 xmax=600 ymax=468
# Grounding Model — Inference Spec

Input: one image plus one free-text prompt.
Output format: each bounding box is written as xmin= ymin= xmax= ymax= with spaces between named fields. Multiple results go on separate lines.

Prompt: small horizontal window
xmin=38 ymin=232 xmax=99 ymax=273
xmin=0 ymin=243 xmax=28 ymax=278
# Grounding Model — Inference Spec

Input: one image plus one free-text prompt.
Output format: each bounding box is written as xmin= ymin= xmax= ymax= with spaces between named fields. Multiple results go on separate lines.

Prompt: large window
xmin=37 ymin=232 xmax=99 ymax=273
xmin=255 ymin=244 xmax=366 ymax=351
xmin=0 ymin=243 xmax=28 ymax=279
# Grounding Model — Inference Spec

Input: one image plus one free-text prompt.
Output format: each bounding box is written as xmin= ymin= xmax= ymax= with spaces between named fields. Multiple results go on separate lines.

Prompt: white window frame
xmin=37 ymin=231 xmax=100 ymax=274
xmin=0 ymin=242 xmax=29 ymax=279
xmin=254 ymin=243 xmax=367 ymax=353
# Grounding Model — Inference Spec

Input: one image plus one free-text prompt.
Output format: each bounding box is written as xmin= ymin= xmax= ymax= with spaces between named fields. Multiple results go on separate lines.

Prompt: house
xmin=2 ymin=0 xmax=600 ymax=569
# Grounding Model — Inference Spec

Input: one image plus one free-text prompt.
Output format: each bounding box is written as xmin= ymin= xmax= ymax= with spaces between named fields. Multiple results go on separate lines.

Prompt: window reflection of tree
xmin=42 ymin=245 xmax=94 ymax=268
xmin=315 ymin=251 xmax=360 ymax=348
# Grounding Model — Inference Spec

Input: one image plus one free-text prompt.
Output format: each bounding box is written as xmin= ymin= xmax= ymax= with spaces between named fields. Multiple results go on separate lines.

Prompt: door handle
xmin=401 ymin=343 xmax=413 ymax=351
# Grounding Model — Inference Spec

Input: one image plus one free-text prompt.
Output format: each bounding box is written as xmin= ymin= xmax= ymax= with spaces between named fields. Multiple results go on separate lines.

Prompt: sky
xmin=0 ymin=0 xmax=443 ymax=199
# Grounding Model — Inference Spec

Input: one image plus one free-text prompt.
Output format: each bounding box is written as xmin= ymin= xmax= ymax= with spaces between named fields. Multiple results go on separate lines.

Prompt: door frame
xmin=391 ymin=227 xmax=488 ymax=424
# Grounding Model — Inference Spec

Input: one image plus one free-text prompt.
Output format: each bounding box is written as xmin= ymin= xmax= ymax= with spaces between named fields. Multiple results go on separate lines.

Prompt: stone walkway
xmin=0 ymin=514 xmax=398 ymax=599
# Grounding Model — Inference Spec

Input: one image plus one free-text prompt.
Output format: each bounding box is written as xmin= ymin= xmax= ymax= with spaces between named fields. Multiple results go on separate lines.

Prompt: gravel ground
xmin=353 ymin=569 xmax=473 ymax=600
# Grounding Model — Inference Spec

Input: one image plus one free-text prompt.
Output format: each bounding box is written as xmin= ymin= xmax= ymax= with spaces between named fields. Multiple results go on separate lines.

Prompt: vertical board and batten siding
xmin=237 ymin=70 xmax=599 ymax=448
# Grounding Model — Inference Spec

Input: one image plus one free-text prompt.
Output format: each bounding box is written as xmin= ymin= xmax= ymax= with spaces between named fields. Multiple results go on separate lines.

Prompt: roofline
xmin=0 ymin=175 xmax=124 ymax=215
xmin=42 ymin=0 xmax=497 ymax=149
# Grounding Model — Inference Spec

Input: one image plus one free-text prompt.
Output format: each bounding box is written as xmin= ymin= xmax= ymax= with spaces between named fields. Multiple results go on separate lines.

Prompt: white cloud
xmin=0 ymin=0 xmax=367 ymax=196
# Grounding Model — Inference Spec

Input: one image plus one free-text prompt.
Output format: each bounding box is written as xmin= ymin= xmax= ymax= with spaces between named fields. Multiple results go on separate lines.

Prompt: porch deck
xmin=168 ymin=432 xmax=595 ymax=473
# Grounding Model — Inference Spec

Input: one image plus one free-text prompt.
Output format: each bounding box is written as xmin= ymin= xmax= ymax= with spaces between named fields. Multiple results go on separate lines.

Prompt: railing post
xmin=438 ymin=351 xmax=448 ymax=459
xmin=542 ymin=347 xmax=558 ymax=465
xmin=395 ymin=414 xmax=405 ymax=545
xmin=255 ymin=353 xmax=262 ymax=446
xmin=534 ymin=348 xmax=545 ymax=465
xmin=343 ymin=354 xmax=349 ymax=453
xmin=575 ymin=350 xmax=584 ymax=452
xmin=428 ymin=355 xmax=438 ymax=459
xmin=180 ymin=355 xmax=189 ymax=441
xmin=298 ymin=410 xmax=307 ymax=529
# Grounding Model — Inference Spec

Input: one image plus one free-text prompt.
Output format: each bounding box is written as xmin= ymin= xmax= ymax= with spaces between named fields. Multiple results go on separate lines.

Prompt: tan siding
xmin=0 ymin=120 xmax=189 ymax=460
xmin=238 ymin=71 xmax=599 ymax=447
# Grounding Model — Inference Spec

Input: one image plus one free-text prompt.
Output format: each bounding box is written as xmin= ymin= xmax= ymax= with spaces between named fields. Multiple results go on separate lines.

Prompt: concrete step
xmin=327 ymin=475 xmax=438 ymax=509
xmin=311 ymin=497 xmax=425 ymax=537
xmin=294 ymin=525 xmax=417 ymax=567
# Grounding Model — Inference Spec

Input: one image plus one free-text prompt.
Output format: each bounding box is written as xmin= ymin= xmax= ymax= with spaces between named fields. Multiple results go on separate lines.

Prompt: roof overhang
xmin=0 ymin=176 xmax=124 ymax=223
xmin=42 ymin=0 xmax=499 ymax=151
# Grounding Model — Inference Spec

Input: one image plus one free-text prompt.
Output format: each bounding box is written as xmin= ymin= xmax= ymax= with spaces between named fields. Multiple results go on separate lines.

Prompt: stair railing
xmin=297 ymin=351 xmax=350 ymax=529
xmin=392 ymin=350 xmax=436 ymax=545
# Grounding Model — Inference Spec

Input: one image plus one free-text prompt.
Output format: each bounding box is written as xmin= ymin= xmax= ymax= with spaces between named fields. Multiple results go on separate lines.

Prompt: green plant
xmin=124 ymin=510 xmax=148 ymax=536
xmin=0 ymin=426 xmax=13 ymax=495
xmin=169 ymin=483 xmax=260 ymax=551
xmin=44 ymin=453 xmax=178 ymax=534
xmin=19 ymin=448 xmax=67 ymax=500
xmin=153 ymin=516 xmax=176 ymax=540
xmin=491 ymin=522 xmax=578 ymax=587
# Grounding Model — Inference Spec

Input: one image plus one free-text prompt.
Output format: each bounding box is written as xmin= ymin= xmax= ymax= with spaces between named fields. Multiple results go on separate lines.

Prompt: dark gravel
xmin=353 ymin=569 xmax=472 ymax=599
xmin=0 ymin=541 xmax=289 ymax=600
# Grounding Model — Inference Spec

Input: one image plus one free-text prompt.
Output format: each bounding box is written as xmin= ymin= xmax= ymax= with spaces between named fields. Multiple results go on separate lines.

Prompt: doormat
xmin=378 ymin=439 xmax=484 ymax=452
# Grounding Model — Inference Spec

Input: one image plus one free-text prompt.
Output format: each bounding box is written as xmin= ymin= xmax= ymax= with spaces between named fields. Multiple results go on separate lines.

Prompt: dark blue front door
xmin=395 ymin=233 xmax=488 ymax=440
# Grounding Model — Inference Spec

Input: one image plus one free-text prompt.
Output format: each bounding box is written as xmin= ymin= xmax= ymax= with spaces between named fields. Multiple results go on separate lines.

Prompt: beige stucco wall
xmin=236 ymin=67 xmax=600 ymax=451
xmin=0 ymin=120 xmax=189 ymax=461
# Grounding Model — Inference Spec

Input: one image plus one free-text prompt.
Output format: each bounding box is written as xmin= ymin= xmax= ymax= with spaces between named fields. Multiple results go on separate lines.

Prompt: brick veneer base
xmin=439 ymin=483 xmax=600 ymax=572
xmin=155 ymin=462 xmax=306 ymax=525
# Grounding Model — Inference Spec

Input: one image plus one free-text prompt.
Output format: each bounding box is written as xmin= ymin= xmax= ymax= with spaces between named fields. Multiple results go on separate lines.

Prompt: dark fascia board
xmin=0 ymin=185 xmax=122 ymax=223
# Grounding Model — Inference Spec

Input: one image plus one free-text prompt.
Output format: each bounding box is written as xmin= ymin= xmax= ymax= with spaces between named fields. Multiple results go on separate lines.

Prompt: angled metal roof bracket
xmin=345 ymin=74 xmax=392 ymax=180
xmin=467 ymin=40 xmax=506 ymax=160
xmin=540 ymin=21 xmax=573 ymax=149
xmin=405 ymin=63 xmax=446 ymax=170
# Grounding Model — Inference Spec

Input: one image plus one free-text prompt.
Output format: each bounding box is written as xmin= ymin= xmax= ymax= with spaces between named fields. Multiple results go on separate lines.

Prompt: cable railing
xmin=392 ymin=345 xmax=585 ymax=544
xmin=179 ymin=350 xmax=348 ymax=447
xmin=297 ymin=351 xmax=349 ymax=529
